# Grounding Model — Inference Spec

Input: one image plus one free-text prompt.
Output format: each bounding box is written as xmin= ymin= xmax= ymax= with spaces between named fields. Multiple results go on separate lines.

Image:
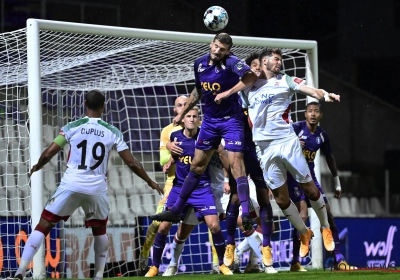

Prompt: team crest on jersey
xmin=316 ymin=137 xmax=321 ymax=144
xmin=198 ymin=63 xmax=205 ymax=72
xmin=235 ymin=61 xmax=243 ymax=70
xmin=274 ymin=81 xmax=280 ymax=86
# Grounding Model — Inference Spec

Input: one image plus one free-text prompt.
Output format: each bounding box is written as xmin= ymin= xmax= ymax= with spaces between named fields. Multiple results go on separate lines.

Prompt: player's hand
xmin=148 ymin=180 xmax=164 ymax=195
xmin=163 ymin=162 xmax=172 ymax=174
xmin=324 ymin=91 xmax=340 ymax=102
xmin=334 ymin=189 xmax=342 ymax=199
xmin=223 ymin=182 xmax=231 ymax=194
xmin=214 ymin=91 xmax=230 ymax=104
xmin=299 ymin=139 xmax=305 ymax=148
xmin=172 ymin=114 xmax=183 ymax=126
xmin=29 ymin=165 xmax=39 ymax=177
xmin=168 ymin=142 xmax=183 ymax=156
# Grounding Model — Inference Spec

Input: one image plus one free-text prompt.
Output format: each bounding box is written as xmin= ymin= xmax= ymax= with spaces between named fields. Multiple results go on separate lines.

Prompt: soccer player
xmin=222 ymin=52 xmax=276 ymax=273
xmin=12 ymin=90 xmax=162 ymax=280
xmin=288 ymin=102 xmax=356 ymax=271
xmin=145 ymin=107 xmax=232 ymax=277
xmin=150 ymin=33 xmax=258 ymax=230
xmin=139 ymin=95 xmax=188 ymax=270
xmin=245 ymin=47 xmax=340 ymax=259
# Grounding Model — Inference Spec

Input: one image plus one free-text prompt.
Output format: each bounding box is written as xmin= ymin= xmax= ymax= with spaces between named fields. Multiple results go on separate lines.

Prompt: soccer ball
xmin=203 ymin=6 xmax=229 ymax=32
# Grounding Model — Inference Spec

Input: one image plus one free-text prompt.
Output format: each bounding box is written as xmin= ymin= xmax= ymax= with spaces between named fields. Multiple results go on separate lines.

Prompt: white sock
xmin=94 ymin=234 xmax=109 ymax=279
xmin=281 ymin=200 xmax=308 ymax=234
xmin=309 ymin=193 xmax=329 ymax=228
xmin=246 ymin=232 xmax=263 ymax=260
xmin=169 ymin=234 xmax=186 ymax=266
xmin=236 ymin=238 xmax=250 ymax=257
xmin=15 ymin=230 xmax=45 ymax=277
xmin=249 ymin=248 xmax=259 ymax=264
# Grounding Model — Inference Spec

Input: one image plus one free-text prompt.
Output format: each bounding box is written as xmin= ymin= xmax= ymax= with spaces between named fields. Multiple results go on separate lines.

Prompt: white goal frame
xmin=26 ymin=18 xmax=322 ymax=277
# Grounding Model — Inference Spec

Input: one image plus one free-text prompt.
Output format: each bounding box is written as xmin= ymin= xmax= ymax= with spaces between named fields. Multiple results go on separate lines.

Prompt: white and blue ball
xmin=203 ymin=6 xmax=229 ymax=32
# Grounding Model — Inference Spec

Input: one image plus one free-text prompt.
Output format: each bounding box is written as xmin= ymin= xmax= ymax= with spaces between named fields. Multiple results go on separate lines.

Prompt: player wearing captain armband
xmin=287 ymin=102 xmax=357 ymax=271
xmin=245 ymin=47 xmax=340 ymax=260
xmin=145 ymin=107 xmax=232 ymax=277
xmin=139 ymin=95 xmax=188 ymax=271
xmin=150 ymin=33 xmax=258 ymax=231
xmin=11 ymin=90 xmax=162 ymax=280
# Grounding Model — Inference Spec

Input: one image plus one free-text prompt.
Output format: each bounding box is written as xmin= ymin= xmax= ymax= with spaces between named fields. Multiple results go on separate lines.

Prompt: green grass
xmin=132 ymin=269 xmax=400 ymax=280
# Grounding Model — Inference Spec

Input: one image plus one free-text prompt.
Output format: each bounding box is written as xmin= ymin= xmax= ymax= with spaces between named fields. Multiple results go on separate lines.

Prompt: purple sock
xmin=292 ymin=228 xmax=300 ymax=264
xmin=170 ymin=171 xmax=201 ymax=213
xmin=212 ymin=230 xmax=226 ymax=265
xmin=332 ymin=227 xmax=344 ymax=262
xmin=236 ymin=176 xmax=250 ymax=215
xmin=152 ymin=233 xmax=167 ymax=268
xmin=260 ymin=204 xmax=273 ymax=247
xmin=226 ymin=203 xmax=240 ymax=245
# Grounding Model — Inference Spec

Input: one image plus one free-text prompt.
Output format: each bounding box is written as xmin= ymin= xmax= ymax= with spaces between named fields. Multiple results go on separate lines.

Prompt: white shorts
xmin=257 ymin=134 xmax=312 ymax=190
xmin=220 ymin=178 xmax=260 ymax=218
xmin=43 ymin=187 xmax=109 ymax=227
xmin=211 ymin=182 xmax=224 ymax=215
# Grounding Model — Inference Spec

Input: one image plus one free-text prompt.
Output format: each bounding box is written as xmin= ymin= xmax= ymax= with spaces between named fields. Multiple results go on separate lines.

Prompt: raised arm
xmin=299 ymin=84 xmax=340 ymax=102
xmin=214 ymin=70 xmax=258 ymax=104
xmin=173 ymin=87 xmax=203 ymax=126
xmin=119 ymin=149 xmax=163 ymax=195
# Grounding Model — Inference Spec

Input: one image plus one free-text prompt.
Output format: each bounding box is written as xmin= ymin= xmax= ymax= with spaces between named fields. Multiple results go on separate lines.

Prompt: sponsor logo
xmin=364 ymin=226 xmax=397 ymax=268
xmin=294 ymin=77 xmax=304 ymax=84
xmin=198 ymin=63 xmax=205 ymax=72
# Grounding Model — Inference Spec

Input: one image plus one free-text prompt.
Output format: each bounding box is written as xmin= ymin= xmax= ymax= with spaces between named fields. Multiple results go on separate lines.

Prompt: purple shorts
xmin=196 ymin=115 xmax=244 ymax=152
xmin=287 ymin=172 xmax=328 ymax=207
xmin=166 ymin=186 xmax=218 ymax=222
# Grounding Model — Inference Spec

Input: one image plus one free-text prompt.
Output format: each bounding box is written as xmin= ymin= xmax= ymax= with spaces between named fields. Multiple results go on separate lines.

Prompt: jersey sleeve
xmin=59 ymin=124 xmax=72 ymax=143
xmin=285 ymin=74 xmax=306 ymax=91
xmin=113 ymin=128 xmax=129 ymax=152
xmin=320 ymin=131 xmax=332 ymax=156
xmin=228 ymin=56 xmax=251 ymax=77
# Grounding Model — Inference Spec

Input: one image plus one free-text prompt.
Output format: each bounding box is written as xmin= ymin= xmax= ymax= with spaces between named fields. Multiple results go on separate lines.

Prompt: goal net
xmin=0 ymin=19 xmax=320 ymax=278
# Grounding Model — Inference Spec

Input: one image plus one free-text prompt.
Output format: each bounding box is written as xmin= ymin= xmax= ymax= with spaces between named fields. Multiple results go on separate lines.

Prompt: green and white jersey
xmin=59 ymin=116 xmax=128 ymax=195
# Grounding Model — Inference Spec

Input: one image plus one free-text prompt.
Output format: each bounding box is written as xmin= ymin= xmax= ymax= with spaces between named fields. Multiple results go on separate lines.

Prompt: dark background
xmin=3 ymin=0 xmax=400 ymax=202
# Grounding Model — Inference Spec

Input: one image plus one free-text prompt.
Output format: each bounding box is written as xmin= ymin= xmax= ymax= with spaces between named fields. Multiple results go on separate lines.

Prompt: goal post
xmin=25 ymin=18 xmax=322 ymax=277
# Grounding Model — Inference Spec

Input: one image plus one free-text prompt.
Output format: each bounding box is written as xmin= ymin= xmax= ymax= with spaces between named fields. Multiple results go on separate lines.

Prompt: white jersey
xmin=246 ymin=74 xmax=306 ymax=141
xmin=60 ymin=117 xmax=129 ymax=195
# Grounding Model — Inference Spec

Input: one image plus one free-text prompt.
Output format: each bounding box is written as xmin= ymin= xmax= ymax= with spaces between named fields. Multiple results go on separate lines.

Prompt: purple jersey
xmin=170 ymin=129 xmax=211 ymax=190
xmin=294 ymin=120 xmax=332 ymax=179
xmin=194 ymin=52 xmax=250 ymax=119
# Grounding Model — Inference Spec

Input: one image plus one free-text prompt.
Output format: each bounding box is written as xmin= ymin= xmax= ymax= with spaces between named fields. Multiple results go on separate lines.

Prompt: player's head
xmin=173 ymin=95 xmax=189 ymax=116
xmin=85 ymin=89 xmax=105 ymax=112
xmin=245 ymin=52 xmax=261 ymax=76
xmin=182 ymin=106 xmax=200 ymax=130
xmin=259 ymin=47 xmax=283 ymax=75
xmin=209 ymin=33 xmax=232 ymax=62
xmin=305 ymin=102 xmax=323 ymax=125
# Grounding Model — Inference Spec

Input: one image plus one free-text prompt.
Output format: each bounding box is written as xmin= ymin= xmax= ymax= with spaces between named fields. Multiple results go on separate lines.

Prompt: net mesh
xmin=0 ymin=27 xmax=311 ymax=278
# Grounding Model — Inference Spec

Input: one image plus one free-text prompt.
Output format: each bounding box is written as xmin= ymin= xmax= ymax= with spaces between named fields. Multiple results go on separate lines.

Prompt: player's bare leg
xmin=272 ymin=183 xmax=313 ymax=257
xmin=299 ymin=180 xmax=334 ymax=252
xmin=150 ymin=149 xmax=214 ymax=223
xmin=228 ymin=151 xmax=252 ymax=230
